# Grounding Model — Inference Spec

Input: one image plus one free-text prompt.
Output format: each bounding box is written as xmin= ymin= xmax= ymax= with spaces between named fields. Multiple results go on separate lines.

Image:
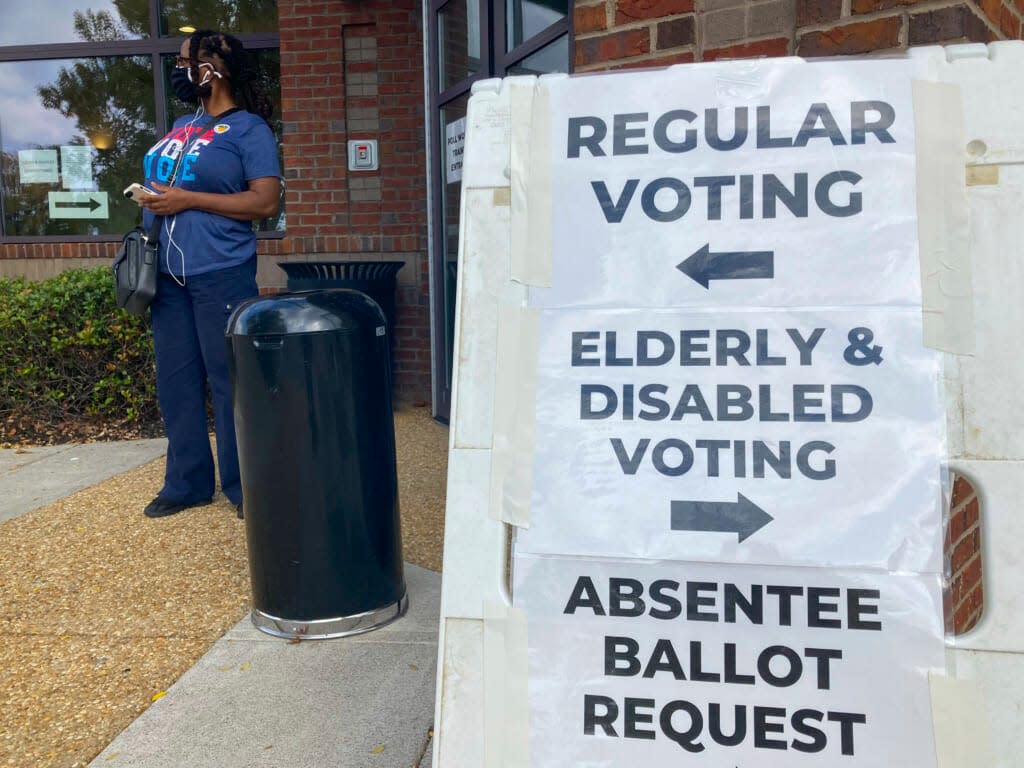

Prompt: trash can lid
xmin=227 ymin=289 xmax=386 ymax=337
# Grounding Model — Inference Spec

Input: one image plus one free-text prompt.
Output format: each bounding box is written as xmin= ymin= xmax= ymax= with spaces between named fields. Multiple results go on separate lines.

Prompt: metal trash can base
xmin=251 ymin=593 xmax=408 ymax=640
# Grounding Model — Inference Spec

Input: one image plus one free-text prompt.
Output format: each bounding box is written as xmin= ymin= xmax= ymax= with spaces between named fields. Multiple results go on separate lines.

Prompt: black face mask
xmin=170 ymin=67 xmax=198 ymax=103
xmin=171 ymin=63 xmax=215 ymax=103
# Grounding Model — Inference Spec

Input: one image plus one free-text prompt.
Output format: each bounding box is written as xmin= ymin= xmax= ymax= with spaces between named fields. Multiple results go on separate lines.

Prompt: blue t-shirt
xmin=142 ymin=109 xmax=280 ymax=276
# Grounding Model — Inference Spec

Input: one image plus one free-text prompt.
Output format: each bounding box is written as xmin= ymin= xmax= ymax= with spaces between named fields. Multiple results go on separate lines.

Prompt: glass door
xmin=427 ymin=0 xmax=569 ymax=422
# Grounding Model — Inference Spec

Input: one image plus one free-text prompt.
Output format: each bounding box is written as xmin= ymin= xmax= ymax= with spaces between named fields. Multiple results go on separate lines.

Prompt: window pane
xmin=507 ymin=33 xmax=568 ymax=76
xmin=0 ymin=57 xmax=157 ymax=237
xmin=160 ymin=47 xmax=284 ymax=232
xmin=0 ymin=0 xmax=149 ymax=46
xmin=507 ymin=0 xmax=566 ymax=50
xmin=438 ymin=0 xmax=481 ymax=91
xmin=160 ymin=0 xmax=279 ymax=36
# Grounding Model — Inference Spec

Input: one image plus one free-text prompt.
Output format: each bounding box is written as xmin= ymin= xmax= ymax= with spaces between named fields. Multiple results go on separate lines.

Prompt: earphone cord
xmin=163 ymin=102 xmax=206 ymax=287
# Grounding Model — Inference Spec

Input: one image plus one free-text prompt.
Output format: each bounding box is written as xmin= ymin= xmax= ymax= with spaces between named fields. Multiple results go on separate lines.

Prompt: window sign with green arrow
xmin=48 ymin=191 xmax=109 ymax=220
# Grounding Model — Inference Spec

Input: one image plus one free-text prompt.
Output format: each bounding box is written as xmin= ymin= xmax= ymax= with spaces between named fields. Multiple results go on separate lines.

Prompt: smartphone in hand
xmin=123 ymin=183 xmax=157 ymax=204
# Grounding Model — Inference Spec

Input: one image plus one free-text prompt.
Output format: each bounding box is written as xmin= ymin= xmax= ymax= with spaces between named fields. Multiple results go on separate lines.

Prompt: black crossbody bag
xmin=112 ymin=216 xmax=161 ymax=316
xmin=113 ymin=109 xmax=241 ymax=316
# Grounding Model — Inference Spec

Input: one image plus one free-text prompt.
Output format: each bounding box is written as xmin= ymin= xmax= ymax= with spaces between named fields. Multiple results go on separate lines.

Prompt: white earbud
xmin=194 ymin=63 xmax=223 ymax=87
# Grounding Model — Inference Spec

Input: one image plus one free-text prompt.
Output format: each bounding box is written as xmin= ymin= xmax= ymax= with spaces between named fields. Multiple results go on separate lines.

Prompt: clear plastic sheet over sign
xmin=515 ymin=306 xmax=945 ymax=573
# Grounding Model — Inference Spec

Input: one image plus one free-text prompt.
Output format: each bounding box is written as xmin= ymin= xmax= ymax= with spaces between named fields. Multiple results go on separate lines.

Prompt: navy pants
xmin=150 ymin=259 xmax=257 ymax=506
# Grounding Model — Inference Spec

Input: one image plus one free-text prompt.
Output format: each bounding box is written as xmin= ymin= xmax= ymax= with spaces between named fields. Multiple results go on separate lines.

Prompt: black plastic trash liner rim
xmin=278 ymin=260 xmax=405 ymax=285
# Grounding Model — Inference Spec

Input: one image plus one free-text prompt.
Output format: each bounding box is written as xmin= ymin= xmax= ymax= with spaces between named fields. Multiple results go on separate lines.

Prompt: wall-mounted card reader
xmin=347 ymin=139 xmax=379 ymax=171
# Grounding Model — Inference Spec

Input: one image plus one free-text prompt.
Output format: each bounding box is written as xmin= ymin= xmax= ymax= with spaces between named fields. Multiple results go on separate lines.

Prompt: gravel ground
xmin=0 ymin=404 xmax=448 ymax=768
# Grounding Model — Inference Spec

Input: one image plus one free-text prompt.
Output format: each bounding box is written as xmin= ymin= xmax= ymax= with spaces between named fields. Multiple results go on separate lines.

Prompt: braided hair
xmin=187 ymin=29 xmax=274 ymax=122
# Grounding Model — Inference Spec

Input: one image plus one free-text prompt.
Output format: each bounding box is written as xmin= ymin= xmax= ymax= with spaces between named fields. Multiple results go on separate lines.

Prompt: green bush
xmin=0 ymin=267 xmax=159 ymax=438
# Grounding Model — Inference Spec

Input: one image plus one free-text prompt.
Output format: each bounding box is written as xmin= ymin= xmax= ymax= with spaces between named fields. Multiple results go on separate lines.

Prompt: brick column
xmin=277 ymin=0 xmax=431 ymax=402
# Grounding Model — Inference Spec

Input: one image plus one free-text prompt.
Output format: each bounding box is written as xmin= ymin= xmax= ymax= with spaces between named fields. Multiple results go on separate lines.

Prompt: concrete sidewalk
xmin=0 ymin=439 xmax=439 ymax=768
xmin=88 ymin=565 xmax=438 ymax=768
xmin=0 ymin=438 xmax=167 ymax=524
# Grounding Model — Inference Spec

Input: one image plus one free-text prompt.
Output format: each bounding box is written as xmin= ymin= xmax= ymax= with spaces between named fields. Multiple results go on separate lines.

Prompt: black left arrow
xmin=54 ymin=198 xmax=102 ymax=212
xmin=670 ymin=493 xmax=773 ymax=542
xmin=677 ymin=243 xmax=774 ymax=289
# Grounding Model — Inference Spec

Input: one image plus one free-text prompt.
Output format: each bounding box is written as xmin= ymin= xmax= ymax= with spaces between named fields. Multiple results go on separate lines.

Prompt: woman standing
xmin=138 ymin=30 xmax=280 ymax=519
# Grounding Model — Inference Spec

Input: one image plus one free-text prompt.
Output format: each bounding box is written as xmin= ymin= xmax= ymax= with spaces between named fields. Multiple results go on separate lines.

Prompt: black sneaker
xmin=235 ymin=502 xmax=244 ymax=520
xmin=143 ymin=496 xmax=212 ymax=519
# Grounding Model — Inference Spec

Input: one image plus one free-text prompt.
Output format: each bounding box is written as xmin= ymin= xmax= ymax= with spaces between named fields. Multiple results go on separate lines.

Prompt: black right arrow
xmin=54 ymin=197 xmax=102 ymax=212
xmin=677 ymin=243 xmax=774 ymax=289
xmin=670 ymin=493 xmax=773 ymax=542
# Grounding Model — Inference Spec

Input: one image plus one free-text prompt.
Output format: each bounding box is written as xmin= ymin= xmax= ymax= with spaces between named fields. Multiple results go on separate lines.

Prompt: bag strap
xmin=144 ymin=215 xmax=162 ymax=242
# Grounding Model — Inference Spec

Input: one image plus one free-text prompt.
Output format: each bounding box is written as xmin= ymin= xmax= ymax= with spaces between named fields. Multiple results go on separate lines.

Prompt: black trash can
xmin=226 ymin=289 xmax=406 ymax=639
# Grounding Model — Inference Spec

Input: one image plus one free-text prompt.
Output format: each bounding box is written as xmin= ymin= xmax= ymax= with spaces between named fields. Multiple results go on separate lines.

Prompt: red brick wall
xmin=573 ymin=0 xmax=1013 ymax=70
xmin=0 ymin=217 xmax=290 ymax=277
xmin=276 ymin=0 xmax=430 ymax=403
xmin=948 ymin=475 xmax=984 ymax=634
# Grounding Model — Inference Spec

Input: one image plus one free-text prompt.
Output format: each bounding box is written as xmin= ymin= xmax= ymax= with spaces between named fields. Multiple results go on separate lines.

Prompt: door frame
xmin=425 ymin=0 xmax=571 ymax=422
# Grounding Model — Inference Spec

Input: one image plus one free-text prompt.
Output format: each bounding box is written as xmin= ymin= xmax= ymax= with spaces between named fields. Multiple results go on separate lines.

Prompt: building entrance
xmin=426 ymin=0 xmax=569 ymax=420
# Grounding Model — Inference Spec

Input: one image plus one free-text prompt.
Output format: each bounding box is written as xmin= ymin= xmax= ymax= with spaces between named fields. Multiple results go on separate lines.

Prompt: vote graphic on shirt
xmin=144 ymin=122 xmax=220 ymax=184
xmin=140 ymin=111 xmax=280 ymax=276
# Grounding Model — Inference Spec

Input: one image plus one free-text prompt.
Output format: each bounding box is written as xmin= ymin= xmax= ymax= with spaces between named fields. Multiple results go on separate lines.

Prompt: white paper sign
xmin=515 ymin=555 xmax=945 ymax=768
xmin=507 ymin=58 xmax=948 ymax=768
xmin=60 ymin=145 xmax=94 ymax=190
xmin=530 ymin=59 xmax=926 ymax=310
xmin=18 ymin=149 xmax=59 ymax=184
xmin=516 ymin=307 xmax=945 ymax=572
xmin=446 ymin=116 xmax=466 ymax=184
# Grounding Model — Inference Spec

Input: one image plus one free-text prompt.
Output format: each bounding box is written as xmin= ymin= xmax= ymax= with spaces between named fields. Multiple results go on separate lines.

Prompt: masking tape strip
xmin=929 ymin=672 xmax=994 ymax=767
xmin=484 ymin=601 xmax=530 ymax=768
xmin=489 ymin=305 xmax=540 ymax=527
xmin=510 ymin=80 xmax=553 ymax=287
xmin=912 ymin=80 xmax=975 ymax=355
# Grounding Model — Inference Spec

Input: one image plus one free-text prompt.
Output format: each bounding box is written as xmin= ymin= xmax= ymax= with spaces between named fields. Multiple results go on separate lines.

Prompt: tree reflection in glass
xmin=0 ymin=0 xmax=146 ymax=46
xmin=0 ymin=2 xmax=282 ymax=238
xmin=160 ymin=0 xmax=279 ymax=36
xmin=1 ymin=7 xmax=155 ymax=236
